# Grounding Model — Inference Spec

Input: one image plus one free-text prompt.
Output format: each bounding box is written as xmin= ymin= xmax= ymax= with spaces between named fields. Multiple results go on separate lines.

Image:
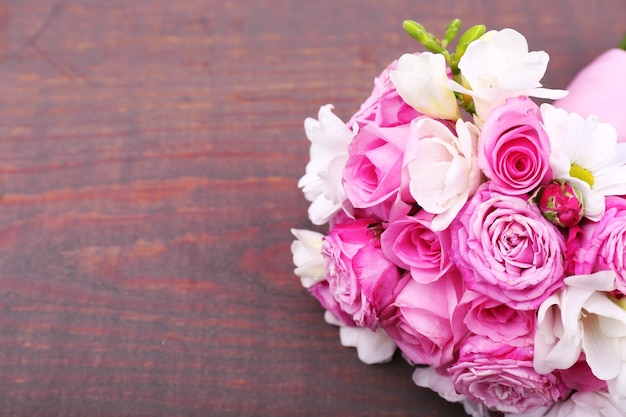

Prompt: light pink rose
xmin=343 ymin=123 xmax=411 ymax=211
xmin=555 ymin=49 xmax=626 ymax=143
xmin=573 ymin=196 xmax=626 ymax=293
xmin=348 ymin=57 xmax=421 ymax=129
xmin=308 ymin=281 xmax=356 ymax=327
xmin=478 ymin=96 xmax=551 ymax=195
xmin=380 ymin=211 xmax=454 ymax=284
xmin=380 ymin=269 xmax=467 ymax=367
xmin=322 ymin=218 xmax=403 ymax=329
xmin=450 ymin=183 xmax=567 ymax=310
xmin=455 ymin=290 xmax=536 ymax=347
xmin=449 ymin=336 xmax=570 ymax=414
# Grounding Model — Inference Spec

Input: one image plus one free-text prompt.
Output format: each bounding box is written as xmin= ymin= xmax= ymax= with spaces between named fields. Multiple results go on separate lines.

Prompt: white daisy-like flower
xmin=298 ymin=104 xmax=354 ymax=225
xmin=541 ymin=103 xmax=626 ymax=221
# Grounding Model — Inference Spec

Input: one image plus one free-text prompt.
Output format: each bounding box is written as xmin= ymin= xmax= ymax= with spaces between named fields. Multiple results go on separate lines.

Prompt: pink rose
xmin=343 ymin=122 xmax=411 ymax=211
xmin=455 ymin=290 xmax=536 ymax=347
xmin=348 ymin=58 xmax=420 ymax=129
xmin=380 ymin=269 xmax=467 ymax=367
xmin=380 ymin=211 xmax=454 ymax=284
xmin=537 ymin=180 xmax=584 ymax=227
xmin=449 ymin=336 xmax=569 ymax=414
xmin=573 ymin=196 xmax=626 ymax=293
xmin=555 ymin=359 xmax=607 ymax=393
xmin=555 ymin=49 xmax=626 ymax=143
xmin=322 ymin=218 xmax=403 ymax=329
xmin=478 ymin=96 xmax=551 ymax=195
xmin=349 ymin=191 xmax=412 ymax=224
xmin=450 ymin=183 xmax=567 ymax=310
xmin=308 ymin=281 xmax=356 ymax=327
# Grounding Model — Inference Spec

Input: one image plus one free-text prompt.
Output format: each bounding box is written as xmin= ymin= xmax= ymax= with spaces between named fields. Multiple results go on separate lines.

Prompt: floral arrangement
xmin=291 ymin=18 xmax=626 ymax=417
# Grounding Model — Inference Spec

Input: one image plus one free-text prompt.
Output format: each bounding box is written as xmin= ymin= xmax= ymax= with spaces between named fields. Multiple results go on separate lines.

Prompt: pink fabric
xmin=555 ymin=49 xmax=626 ymax=142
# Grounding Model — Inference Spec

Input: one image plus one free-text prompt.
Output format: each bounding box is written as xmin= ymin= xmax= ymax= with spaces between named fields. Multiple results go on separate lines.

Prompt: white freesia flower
xmin=407 ymin=118 xmax=480 ymax=231
xmin=541 ymin=104 xmax=626 ymax=221
xmin=390 ymin=52 xmax=460 ymax=120
xmin=324 ymin=311 xmax=397 ymax=364
xmin=298 ymin=104 xmax=354 ymax=225
xmin=543 ymin=390 xmax=626 ymax=417
xmin=290 ymin=228 xmax=325 ymax=288
xmin=450 ymin=28 xmax=567 ymax=122
xmin=534 ymin=270 xmax=626 ymax=401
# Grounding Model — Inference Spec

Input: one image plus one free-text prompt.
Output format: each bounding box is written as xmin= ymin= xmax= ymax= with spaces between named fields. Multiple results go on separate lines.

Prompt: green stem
xmin=619 ymin=33 xmax=626 ymax=50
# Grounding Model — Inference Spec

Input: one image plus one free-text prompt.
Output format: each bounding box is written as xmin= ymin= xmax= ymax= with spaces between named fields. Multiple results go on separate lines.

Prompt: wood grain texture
xmin=0 ymin=0 xmax=624 ymax=416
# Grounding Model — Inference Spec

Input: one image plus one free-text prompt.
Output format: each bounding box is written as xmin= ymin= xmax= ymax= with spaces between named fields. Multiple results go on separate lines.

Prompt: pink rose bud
xmin=538 ymin=180 xmax=584 ymax=227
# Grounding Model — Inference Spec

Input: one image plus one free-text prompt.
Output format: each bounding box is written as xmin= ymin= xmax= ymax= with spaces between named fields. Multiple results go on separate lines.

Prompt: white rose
xmin=407 ymin=117 xmax=480 ymax=231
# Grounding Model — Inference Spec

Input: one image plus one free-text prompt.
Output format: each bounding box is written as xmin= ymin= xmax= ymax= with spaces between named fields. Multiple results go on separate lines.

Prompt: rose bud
xmin=538 ymin=180 xmax=584 ymax=227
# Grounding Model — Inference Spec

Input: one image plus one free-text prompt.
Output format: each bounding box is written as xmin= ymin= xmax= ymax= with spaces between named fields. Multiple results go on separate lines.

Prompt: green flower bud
xmin=402 ymin=20 xmax=446 ymax=54
xmin=442 ymin=18 xmax=462 ymax=47
xmin=456 ymin=24 xmax=486 ymax=58
xmin=403 ymin=20 xmax=430 ymax=44
xmin=538 ymin=180 xmax=584 ymax=228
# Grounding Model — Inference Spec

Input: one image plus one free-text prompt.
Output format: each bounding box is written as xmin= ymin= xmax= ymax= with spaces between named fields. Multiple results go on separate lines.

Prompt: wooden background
xmin=0 ymin=0 xmax=624 ymax=416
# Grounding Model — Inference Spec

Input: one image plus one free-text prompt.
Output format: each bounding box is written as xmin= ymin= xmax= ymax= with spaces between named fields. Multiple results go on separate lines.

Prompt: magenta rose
xmin=455 ymin=290 xmax=536 ymax=347
xmin=450 ymin=183 xmax=567 ymax=310
xmin=343 ymin=122 xmax=411 ymax=211
xmin=379 ymin=269 xmax=467 ymax=367
xmin=478 ymin=96 xmax=551 ymax=195
xmin=573 ymin=196 xmax=626 ymax=293
xmin=537 ymin=180 xmax=584 ymax=227
xmin=380 ymin=211 xmax=454 ymax=284
xmin=555 ymin=358 xmax=607 ymax=393
xmin=449 ymin=336 xmax=569 ymax=414
xmin=348 ymin=57 xmax=420 ymax=129
xmin=555 ymin=49 xmax=626 ymax=143
xmin=322 ymin=218 xmax=402 ymax=329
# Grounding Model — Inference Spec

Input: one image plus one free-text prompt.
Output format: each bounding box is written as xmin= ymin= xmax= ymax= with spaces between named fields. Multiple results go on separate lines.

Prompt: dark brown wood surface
xmin=0 ymin=1 xmax=624 ymax=416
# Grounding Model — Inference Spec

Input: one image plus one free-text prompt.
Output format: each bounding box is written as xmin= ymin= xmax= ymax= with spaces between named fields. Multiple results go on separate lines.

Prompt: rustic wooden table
xmin=0 ymin=0 xmax=624 ymax=416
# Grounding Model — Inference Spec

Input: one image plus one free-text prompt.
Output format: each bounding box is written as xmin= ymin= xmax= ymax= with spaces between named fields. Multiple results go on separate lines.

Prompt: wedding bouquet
xmin=291 ymin=18 xmax=626 ymax=416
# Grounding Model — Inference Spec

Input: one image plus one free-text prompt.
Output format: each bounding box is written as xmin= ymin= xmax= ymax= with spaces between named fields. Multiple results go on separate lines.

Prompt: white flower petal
xmin=544 ymin=390 xmax=626 ymax=417
xmin=564 ymin=270 xmax=616 ymax=291
xmin=581 ymin=314 xmax=621 ymax=380
xmin=339 ymin=326 xmax=397 ymax=364
xmin=299 ymin=105 xmax=353 ymax=225
xmin=453 ymin=28 xmax=563 ymax=121
xmin=390 ymin=53 xmax=460 ymax=120
xmin=408 ymin=118 xmax=479 ymax=231
xmin=290 ymin=228 xmax=325 ymax=288
xmin=535 ymin=271 xmax=622 ymax=376
xmin=412 ymin=367 xmax=465 ymax=403
xmin=324 ymin=310 xmax=343 ymax=326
